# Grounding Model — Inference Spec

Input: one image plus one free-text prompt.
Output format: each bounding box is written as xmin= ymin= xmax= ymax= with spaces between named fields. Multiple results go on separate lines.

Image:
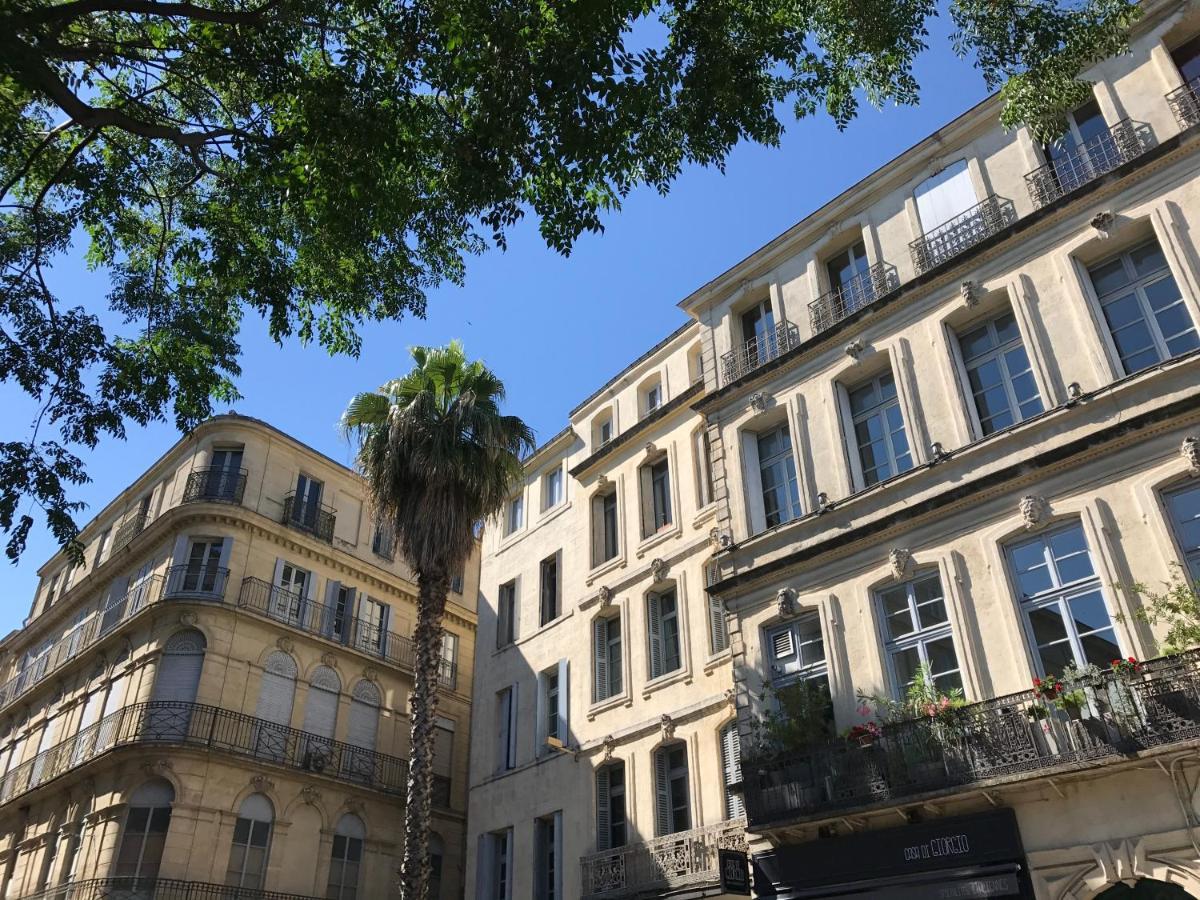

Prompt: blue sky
xmin=0 ymin=19 xmax=991 ymax=634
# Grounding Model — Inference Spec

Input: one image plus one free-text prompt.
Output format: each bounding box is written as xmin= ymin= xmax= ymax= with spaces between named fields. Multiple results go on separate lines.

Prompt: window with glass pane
xmin=645 ymin=383 xmax=662 ymax=414
xmin=540 ymin=553 xmax=559 ymax=625
xmin=1042 ymin=99 xmax=1112 ymax=191
xmin=497 ymin=581 xmax=516 ymax=648
xmin=1171 ymin=34 xmax=1200 ymax=83
xmin=505 ymin=495 xmax=523 ymax=536
xmin=849 ymin=372 xmax=913 ymax=486
xmin=742 ymin=299 xmax=776 ymax=365
xmin=958 ymin=312 xmax=1044 ymax=435
xmin=544 ymin=668 xmax=559 ymax=741
xmin=649 ymin=590 xmax=682 ymax=677
xmin=1008 ymin=523 xmax=1121 ymax=674
xmin=226 ymin=799 xmax=272 ymax=889
xmin=757 ymin=424 xmax=802 ymax=527
xmin=877 ymin=574 xmax=962 ymax=693
xmin=1087 ymin=239 xmax=1199 ymax=374
xmin=649 ymin=458 xmax=672 ymax=531
xmin=664 ymin=745 xmax=690 ymax=833
xmin=543 ymin=468 xmax=563 ymax=509
xmin=183 ymin=539 xmax=223 ymax=592
xmin=598 ymin=762 xmax=627 ymax=849
xmin=1166 ymin=483 xmax=1200 ymax=582
xmin=826 ymin=240 xmax=873 ymax=305
xmin=326 ymin=817 xmax=364 ymax=900
xmin=597 ymin=491 xmax=619 ymax=563
xmin=115 ymin=788 xmax=172 ymax=879
xmin=593 ymin=614 xmax=623 ymax=701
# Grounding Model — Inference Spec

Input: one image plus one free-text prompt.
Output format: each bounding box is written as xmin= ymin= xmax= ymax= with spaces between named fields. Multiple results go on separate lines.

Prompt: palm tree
xmin=342 ymin=341 xmax=533 ymax=899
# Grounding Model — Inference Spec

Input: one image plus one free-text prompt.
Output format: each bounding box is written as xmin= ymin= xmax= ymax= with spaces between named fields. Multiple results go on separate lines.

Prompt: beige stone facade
xmin=0 ymin=414 xmax=478 ymax=900
xmin=469 ymin=1 xmax=1200 ymax=897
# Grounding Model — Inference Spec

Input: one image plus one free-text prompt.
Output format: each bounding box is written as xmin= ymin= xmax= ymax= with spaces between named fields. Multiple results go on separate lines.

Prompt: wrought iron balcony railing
xmin=808 ymin=262 xmax=900 ymax=335
xmin=0 ymin=576 xmax=165 ymax=713
xmin=580 ymin=819 xmax=748 ymax=900
xmin=18 ymin=877 xmax=324 ymax=900
xmin=163 ymin=565 xmax=229 ymax=602
xmin=720 ymin=321 xmax=801 ymax=385
xmin=112 ymin=511 xmax=150 ymax=552
xmin=1167 ymin=76 xmax=1200 ymax=130
xmin=281 ymin=493 xmax=336 ymax=543
xmin=0 ymin=700 xmax=410 ymax=807
xmin=237 ymin=578 xmax=457 ymax=689
xmin=182 ymin=467 xmax=247 ymax=505
xmin=1025 ymin=120 xmax=1152 ymax=208
xmin=909 ymin=195 xmax=1016 ymax=275
xmin=743 ymin=650 xmax=1200 ymax=829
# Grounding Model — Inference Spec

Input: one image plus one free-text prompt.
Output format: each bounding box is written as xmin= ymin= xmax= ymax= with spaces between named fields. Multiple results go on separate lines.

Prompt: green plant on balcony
xmin=1127 ymin=570 xmax=1200 ymax=655
xmin=858 ymin=664 xmax=968 ymax=738
xmin=747 ymin=679 xmax=835 ymax=758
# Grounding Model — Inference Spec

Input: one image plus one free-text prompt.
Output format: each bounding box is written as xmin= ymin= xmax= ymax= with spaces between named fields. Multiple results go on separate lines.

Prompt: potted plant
xmin=845 ymin=721 xmax=882 ymax=748
xmin=1110 ymin=657 xmax=1142 ymax=678
xmin=746 ymin=679 xmax=837 ymax=805
xmin=1055 ymin=689 xmax=1088 ymax=720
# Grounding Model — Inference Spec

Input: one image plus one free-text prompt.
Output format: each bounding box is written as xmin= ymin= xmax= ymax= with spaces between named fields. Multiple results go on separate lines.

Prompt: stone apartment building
xmin=0 ymin=414 xmax=478 ymax=900
xmin=467 ymin=0 xmax=1200 ymax=897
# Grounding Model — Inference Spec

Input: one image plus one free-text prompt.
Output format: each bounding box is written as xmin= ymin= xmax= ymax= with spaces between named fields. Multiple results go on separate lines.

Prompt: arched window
xmin=653 ymin=742 xmax=690 ymax=836
xmin=150 ymin=629 xmax=207 ymax=740
xmin=254 ymin=651 xmax=297 ymax=760
xmin=301 ymin=665 xmax=340 ymax=770
xmin=115 ymin=779 xmax=174 ymax=880
xmin=326 ymin=814 xmax=365 ymax=900
xmin=719 ymin=723 xmax=744 ymax=820
xmin=345 ymin=680 xmax=381 ymax=780
xmin=226 ymin=793 xmax=273 ymax=889
xmin=428 ymin=832 xmax=445 ymax=900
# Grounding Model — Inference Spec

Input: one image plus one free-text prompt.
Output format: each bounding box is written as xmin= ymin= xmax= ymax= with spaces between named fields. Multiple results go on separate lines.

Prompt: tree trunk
xmin=399 ymin=570 xmax=449 ymax=900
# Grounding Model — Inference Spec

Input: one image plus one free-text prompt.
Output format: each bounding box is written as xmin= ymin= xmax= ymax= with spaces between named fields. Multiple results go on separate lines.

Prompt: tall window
xmin=878 ymin=573 xmax=962 ymax=693
xmin=371 ymin=521 xmax=394 ymax=559
xmin=913 ymin=159 xmax=976 ymax=234
xmin=1008 ymin=523 xmax=1120 ymax=673
xmin=647 ymin=589 xmax=682 ymax=680
xmin=226 ymin=794 xmax=273 ymax=889
xmin=592 ymin=615 xmax=623 ymax=702
xmin=757 ymin=424 xmax=802 ymax=528
xmin=206 ymin=446 xmax=245 ymax=500
xmin=504 ymin=494 xmax=524 ymax=536
xmin=595 ymin=762 xmax=627 ymax=851
xmin=92 ymin=528 xmax=111 ymax=571
xmin=429 ymin=833 xmax=445 ymax=900
xmin=440 ymin=632 xmax=459 ymax=685
xmin=1166 ymin=483 xmax=1200 ymax=581
xmin=543 ymin=467 xmax=563 ymax=510
xmin=719 ymin=723 xmax=744 ymax=820
xmin=42 ymin=573 xmax=60 ymax=613
xmin=115 ymin=780 xmax=173 ymax=879
xmin=537 ymin=661 xmax=569 ymax=750
xmin=694 ymin=428 xmax=715 ymax=507
xmin=271 ymin=560 xmax=309 ymax=624
xmin=741 ymin=298 xmax=776 ymax=366
xmin=849 ymin=371 xmax=913 ymax=486
xmin=540 ymin=553 xmax=560 ymax=626
xmin=490 ymin=830 xmax=512 ymax=900
xmin=534 ymin=812 xmax=562 ymax=900
xmin=654 ymin=743 xmax=691 ymax=836
xmin=767 ymin=616 xmax=827 ymax=687
xmin=595 ymin=413 xmax=614 ymax=448
xmin=826 ymin=240 xmax=874 ymax=311
xmin=594 ymin=490 xmax=620 ymax=565
xmin=496 ymin=685 xmax=518 ymax=771
xmin=958 ymin=311 xmax=1043 ymax=436
xmin=1042 ymin=99 xmax=1111 ymax=193
xmin=643 ymin=457 xmax=673 ymax=535
xmin=497 ymin=580 xmax=517 ymax=648
xmin=708 ymin=593 xmax=729 ymax=655
xmin=292 ymin=473 xmax=324 ymax=527
xmin=1173 ymin=34 xmax=1200 ymax=83
xmin=644 ymin=381 xmax=662 ymax=416
xmin=179 ymin=538 xmax=225 ymax=594
xmin=356 ymin=597 xmax=389 ymax=654
xmin=327 ymin=815 xmax=365 ymax=900
xmin=1087 ymin=238 xmax=1198 ymax=374
xmin=324 ymin=583 xmax=355 ymax=644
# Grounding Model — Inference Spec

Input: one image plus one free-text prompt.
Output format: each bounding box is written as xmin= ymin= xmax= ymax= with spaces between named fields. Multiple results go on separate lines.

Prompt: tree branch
xmin=15 ymin=0 xmax=280 ymax=28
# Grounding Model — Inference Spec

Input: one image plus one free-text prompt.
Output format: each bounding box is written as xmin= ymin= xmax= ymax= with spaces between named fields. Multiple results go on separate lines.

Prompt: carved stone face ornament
xmin=1019 ymin=495 xmax=1051 ymax=531
xmin=1183 ymin=436 xmax=1200 ymax=475
xmin=889 ymin=548 xmax=914 ymax=582
xmin=777 ymin=587 xmax=797 ymax=618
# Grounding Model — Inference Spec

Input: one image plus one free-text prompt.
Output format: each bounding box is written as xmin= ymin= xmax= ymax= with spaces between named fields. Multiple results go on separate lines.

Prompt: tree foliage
xmin=1 ymin=0 xmax=1138 ymax=559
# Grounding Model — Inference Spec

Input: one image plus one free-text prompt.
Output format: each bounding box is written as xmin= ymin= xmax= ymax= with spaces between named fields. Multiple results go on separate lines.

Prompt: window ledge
xmin=586 ymin=554 xmax=626 ymax=586
xmin=692 ymin=503 xmax=718 ymax=529
xmin=587 ymin=691 xmax=633 ymax=720
xmin=536 ymin=500 xmax=572 ymax=528
xmin=642 ymin=666 xmax=693 ymax=699
xmin=494 ymin=527 xmax=528 ymax=554
xmin=516 ymin=609 xmax=574 ymax=647
xmin=703 ymin=649 xmax=732 ymax=675
xmin=635 ymin=523 xmax=682 ymax=558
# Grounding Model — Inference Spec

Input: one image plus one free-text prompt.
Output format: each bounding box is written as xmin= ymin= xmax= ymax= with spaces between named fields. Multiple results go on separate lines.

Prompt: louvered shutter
xmin=255 ymin=657 xmax=297 ymax=726
xmin=556 ymin=659 xmax=569 ymax=747
xmin=504 ymin=830 xmax=514 ymax=900
xmin=152 ymin=651 xmax=202 ymax=703
xmin=593 ymin=619 xmax=608 ymax=702
xmin=322 ymin=581 xmax=341 ymax=639
xmin=709 ymin=594 xmax=729 ymax=654
xmin=595 ymin=768 xmax=611 ymax=851
xmin=347 ymin=698 xmax=378 ymax=751
xmin=647 ymin=595 xmax=663 ymax=679
xmin=302 ymin=684 xmax=338 ymax=738
xmin=721 ymin=724 xmax=745 ymax=820
xmin=95 ymin=672 xmax=129 ymax=752
xmin=535 ymin=672 xmax=547 ymax=750
xmin=654 ymin=749 xmax=670 ymax=836
xmin=497 ymin=689 xmax=511 ymax=771
xmin=506 ymin=683 xmax=519 ymax=767
xmin=100 ymin=576 xmax=131 ymax=633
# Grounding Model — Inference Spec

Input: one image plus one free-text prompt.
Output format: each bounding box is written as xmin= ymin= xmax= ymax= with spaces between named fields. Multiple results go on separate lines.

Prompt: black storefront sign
xmin=719 ymin=848 xmax=752 ymax=895
xmin=753 ymin=808 xmax=1035 ymax=899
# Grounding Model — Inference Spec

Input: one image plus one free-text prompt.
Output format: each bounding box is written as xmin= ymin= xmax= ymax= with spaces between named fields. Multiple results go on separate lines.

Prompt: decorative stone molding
xmin=929 ymin=441 xmax=946 ymax=463
xmin=650 ymin=558 xmax=669 ymax=583
xmin=844 ymin=338 xmax=865 ymax=360
xmin=777 ymin=588 xmax=797 ymax=618
xmin=598 ymin=585 xmax=614 ymax=607
xmin=748 ymin=391 xmax=768 ymax=413
xmin=597 ymin=474 xmax=610 ymax=488
xmin=141 ymin=759 xmax=172 ymax=778
xmin=362 ymin=666 xmax=379 ymax=683
xmin=1183 ymin=436 xmax=1200 ymax=474
xmin=709 ymin=527 xmax=732 ymax=552
xmin=601 ymin=735 xmax=615 ymax=762
xmin=275 ymin=636 xmax=294 ymax=654
xmin=89 ymin=658 xmax=107 ymax=682
xmin=1082 ymin=839 xmax=1149 ymax=891
xmin=660 ymin=714 xmax=675 ymax=742
xmin=249 ymin=774 xmax=274 ymax=793
xmin=299 ymin=785 xmax=322 ymax=807
xmin=178 ymin=612 xmax=197 ymax=629
xmin=960 ymin=280 xmax=980 ymax=307
xmin=644 ymin=442 xmax=658 ymax=456
xmin=1066 ymin=381 xmax=1083 ymax=404
xmin=815 ymin=492 xmax=832 ymax=514
xmin=344 ymin=798 xmax=365 ymax=816
xmin=724 ymin=687 xmax=736 ymax=708
xmin=1020 ymin=495 xmax=1051 ymax=531
xmin=50 ymin=682 xmax=65 ymax=705
xmin=889 ymin=549 xmax=914 ymax=582
xmin=1090 ymin=210 xmax=1115 ymax=239
xmin=320 ymin=653 xmax=337 ymax=669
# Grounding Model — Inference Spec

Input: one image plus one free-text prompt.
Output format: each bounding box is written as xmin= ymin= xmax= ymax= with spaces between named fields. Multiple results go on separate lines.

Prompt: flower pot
xmin=855 ymin=735 xmax=877 ymax=749
xmin=1064 ymin=703 xmax=1084 ymax=721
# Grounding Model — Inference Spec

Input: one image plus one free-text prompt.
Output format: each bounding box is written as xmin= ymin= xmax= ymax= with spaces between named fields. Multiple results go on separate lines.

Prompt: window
xmin=540 ymin=553 xmax=560 ymax=626
xmin=1087 ymin=238 xmax=1198 ymax=374
xmin=644 ymin=381 xmax=662 ymax=416
xmin=647 ymin=589 xmax=682 ymax=680
xmin=542 ymin=467 xmax=564 ymax=510
xmin=432 ymin=719 xmax=454 ymax=806
xmin=1042 ymin=99 xmax=1110 ymax=175
xmin=429 ymin=833 xmax=445 ymax=900
xmin=534 ymin=813 xmax=562 ymax=900
xmin=450 ymin=572 xmax=464 ymax=594
xmin=1166 ymin=483 xmax=1200 ymax=581
xmin=914 ymin=159 xmax=976 ymax=233
xmin=767 ymin=615 xmax=827 ymax=685
xmin=694 ymin=429 xmax=715 ymax=508
xmin=42 ymin=573 xmax=60 ymax=613
xmin=178 ymin=538 xmax=225 ymax=594
xmin=708 ymin=593 xmax=729 ymax=655
xmin=595 ymin=413 xmax=614 ymax=448
xmin=324 ymin=583 xmax=355 ymax=644
xmin=592 ymin=615 xmax=623 ymax=702
xmin=593 ymin=490 xmax=620 ymax=566
xmin=537 ymin=661 xmax=568 ymax=752
xmin=848 ymin=371 xmax=913 ymax=486
xmin=641 ymin=456 xmax=673 ymax=536
xmin=206 ymin=446 xmax=245 ymax=500
xmin=441 ymin=632 xmax=459 ymax=684
xmin=1008 ymin=523 xmax=1120 ymax=674
xmin=356 ymin=596 xmax=389 ymax=654
xmin=958 ymin=311 xmax=1044 ymax=436
xmin=292 ymin=473 xmax=324 ymax=527
xmin=496 ymin=685 xmax=518 ymax=771
xmin=92 ymin=528 xmax=111 ymax=571
xmin=654 ymin=743 xmax=690 ymax=835
xmin=115 ymin=780 xmax=173 ymax=879
xmin=756 ymin=424 xmax=802 ymax=527
xmin=595 ymin=762 xmax=627 ymax=851
xmin=504 ymin=494 xmax=524 ymax=537
xmin=270 ymin=560 xmax=309 ymax=624
xmin=741 ymin=298 xmax=776 ymax=364
xmin=1173 ymin=33 xmax=1200 ymax=83
xmin=371 ymin=521 xmax=394 ymax=559
xmin=720 ymin=723 xmax=744 ymax=820
xmin=226 ymin=794 xmax=273 ymax=889
xmin=497 ymin=580 xmax=517 ymax=648
xmin=327 ymin=815 xmax=365 ymax=900
xmin=826 ymin=239 xmax=874 ymax=308
xmin=878 ymin=573 xmax=962 ymax=694
xmin=489 ymin=829 xmax=512 ymax=900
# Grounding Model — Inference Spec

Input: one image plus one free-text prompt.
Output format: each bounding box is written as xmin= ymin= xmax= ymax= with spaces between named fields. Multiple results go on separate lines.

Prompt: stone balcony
xmin=579 ymin=819 xmax=747 ymax=900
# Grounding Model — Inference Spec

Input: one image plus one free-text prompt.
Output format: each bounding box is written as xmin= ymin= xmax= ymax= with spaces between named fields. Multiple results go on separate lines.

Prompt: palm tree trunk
xmin=399 ymin=571 xmax=449 ymax=900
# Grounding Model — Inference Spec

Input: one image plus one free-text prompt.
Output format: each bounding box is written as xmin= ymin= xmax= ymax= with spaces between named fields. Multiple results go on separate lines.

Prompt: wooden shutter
xmin=653 ymin=748 xmax=670 ymax=836
xmin=302 ymin=670 xmax=340 ymax=739
xmin=255 ymin=653 xmax=297 ymax=726
xmin=556 ymin=659 xmax=569 ymax=748
xmin=347 ymin=686 xmax=379 ymax=751
xmin=152 ymin=648 xmax=203 ymax=703
xmin=592 ymin=619 xmax=608 ymax=702
xmin=595 ymin=767 xmax=611 ymax=851
xmin=647 ymin=595 xmax=663 ymax=679
xmin=721 ymin=724 xmax=745 ymax=820
xmin=709 ymin=594 xmax=729 ymax=654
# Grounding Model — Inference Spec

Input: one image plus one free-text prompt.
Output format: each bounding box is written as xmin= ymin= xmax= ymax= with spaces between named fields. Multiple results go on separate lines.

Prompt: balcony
xmin=1167 ymin=76 xmax=1200 ymax=129
xmin=163 ymin=564 xmax=229 ymax=602
xmin=580 ymin=820 xmax=748 ymax=900
xmin=237 ymin=578 xmax=458 ymax=689
xmin=18 ymin=878 xmax=324 ymax=900
xmin=112 ymin=511 xmax=150 ymax=552
xmin=720 ymin=321 xmax=801 ymax=385
xmin=0 ymin=700 xmax=411 ymax=807
xmin=808 ymin=262 xmax=900 ymax=335
xmin=908 ymin=195 xmax=1015 ymax=275
xmin=743 ymin=651 xmax=1200 ymax=830
xmin=1024 ymin=119 xmax=1152 ymax=208
xmin=182 ymin=467 xmax=247 ymax=505
xmin=281 ymin=492 xmax=336 ymax=543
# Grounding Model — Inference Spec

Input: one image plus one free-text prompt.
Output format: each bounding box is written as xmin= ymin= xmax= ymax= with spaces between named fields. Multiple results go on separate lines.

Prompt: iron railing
xmin=182 ymin=468 xmax=247 ymax=505
xmin=1167 ymin=76 xmax=1200 ymax=129
xmin=162 ymin=565 xmax=229 ymax=602
xmin=0 ymin=701 xmax=410 ymax=807
xmin=909 ymin=195 xmax=1015 ymax=274
xmin=17 ymin=876 xmax=324 ymax=900
xmin=112 ymin=512 xmax=150 ymax=552
xmin=743 ymin=650 xmax=1200 ymax=828
xmin=0 ymin=577 xmax=165 ymax=712
xmin=281 ymin=493 xmax=336 ymax=543
xmin=720 ymin=321 xmax=801 ymax=385
xmin=236 ymin=578 xmax=457 ymax=689
xmin=1025 ymin=120 xmax=1152 ymax=208
xmin=808 ymin=262 xmax=900 ymax=334
xmin=580 ymin=819 xmax=748 ymax=899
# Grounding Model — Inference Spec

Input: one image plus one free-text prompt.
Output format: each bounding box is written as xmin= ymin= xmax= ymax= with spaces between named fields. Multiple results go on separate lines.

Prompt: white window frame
xmin=845 ymin=370 xmax=913 ymax=488
xmin=1165 ymin=482 xmax=1200 ymax=581
xmin=592 ymin=613 xmax=624 ymax=703
xmin=954 ymin=311 xmax=1045 ymax=438
xmin=504 ymin=494 xmax=524 ymax=537
xmin=653 ymin=742 xmax=691 ymax=836
xmin=497 ymin=580 xmax=517 ymax=648
xmin=542 ymin=466 xmax=564 ymax=511
xmin=534 ymin=812 xmax=563 ymax=900
xmin=536 ymin=660 xmax=569 ymax=753
xmin=765 ymin=615 xmax=827 ymax=687
xmin=646 ymin=589 xmax=683 ymax=681
xmin=875 ymin=573 xmax=962 ymax=696
xmin=539 ymin=552 xmax=561 ymax=626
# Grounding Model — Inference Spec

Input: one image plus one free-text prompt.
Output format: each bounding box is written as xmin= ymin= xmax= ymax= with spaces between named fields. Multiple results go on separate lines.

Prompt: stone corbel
xmin=598 ymin=585 xmax=614 ymax=608
xmin=960 ymin=280 xmax=980 ymax=307
xmin=748 ymin=391 xmax=768 ymax=414
xmin=650 ymin=558 xmax=669 ymax=583
xmin=1019 ymin=495 xmax=1051 ymax=531
xmin=777 ymin=587 xmax=797 ymax=618
xmin=1182 ymin=436 xmax=1200 ymax=475
xmin=844 ymin=338 xmax=865 ymax=360
xmin=889 ymin=549 xmax=914 ymax=582
xmin=660 ymin=714 xmax=675 ymax=742
xmin=1090 ymin=210 xmax=1115 ymax=239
